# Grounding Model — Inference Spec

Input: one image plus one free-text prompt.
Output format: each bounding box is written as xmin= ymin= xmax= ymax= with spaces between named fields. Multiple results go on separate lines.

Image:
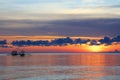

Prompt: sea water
xmin=0 ymin=53 xmax=120 ymax=80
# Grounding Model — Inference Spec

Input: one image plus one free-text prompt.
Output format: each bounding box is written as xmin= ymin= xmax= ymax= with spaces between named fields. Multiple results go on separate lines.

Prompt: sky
xmin=0 ymin=0 xmax=120 ymax=52
xmin=0 ymin=0 xmax=120 ymax=36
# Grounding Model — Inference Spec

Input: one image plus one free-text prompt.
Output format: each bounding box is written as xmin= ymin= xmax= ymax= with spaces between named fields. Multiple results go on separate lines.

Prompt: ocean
xmin=0 ymin=53 xmax=120 ymax=80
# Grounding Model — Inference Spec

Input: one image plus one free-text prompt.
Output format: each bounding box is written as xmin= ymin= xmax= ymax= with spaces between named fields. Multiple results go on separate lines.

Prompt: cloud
xmin=0 ymin=0 xmax=120 ymax=20
xmin=11 ymin=37 xmax=90 ymax=47
xmin=50 ymin=37 xmax=74 ymax=46
xmin=89 ymin=40 xmax=100 ymax=45
xmin=0 ymin=40 xmax=7 ymax=45
xmin=0 ymin=40 xmax=12 ymax=48
xmin=0 ymin=18 xmax=120 ymax=36
xmin=61 ymin=5 xmax=120 ymax=17
xmin=99 ymin=36 xmax=112 ymax=45
xmin=11 ymin=40 xmax=50 ymax=46
xmin=80 ymin=0 xmax=105 ymax=6
xmin=9 ymin=35 xmax=120 ymax=47
xmin=98 ymin=35 xmax=120 ymax=45
xmin=0 ymin=7 xmax=120 ymax=20
xmin=74 ymin=38 xmax=90 ymax=45
xmin=112 ymin=35 xmax=120 ymax=42
xmin=0 ymin=35 xmax=120 ymax=48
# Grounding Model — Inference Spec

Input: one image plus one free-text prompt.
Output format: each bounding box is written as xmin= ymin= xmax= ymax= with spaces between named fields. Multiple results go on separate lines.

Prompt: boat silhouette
xmin=19 ymin=50 xmax=25 ymax=57
xmin=113 ymin=49 xmax=120 ymax=53
xmin=11 ymin=49 xmax=25 ymax=57
xmin=11 ymin=50 xmax=18 ymax=56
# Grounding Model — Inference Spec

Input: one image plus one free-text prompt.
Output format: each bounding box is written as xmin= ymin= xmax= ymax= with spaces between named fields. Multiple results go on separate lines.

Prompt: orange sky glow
xmin=0 ymin=36 xmax=120 ymax=53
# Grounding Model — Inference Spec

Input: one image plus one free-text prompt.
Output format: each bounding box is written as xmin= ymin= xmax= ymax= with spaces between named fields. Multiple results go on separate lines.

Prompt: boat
xmin=11 ymin=50 xmax=18 ymax=56
xmin=19 ymin=50 xmax=25 ymax=57
xmin=113 ymin=49 xmax=120 ymax=53
xmin=11 ymin=49 xmax=25 ymax=57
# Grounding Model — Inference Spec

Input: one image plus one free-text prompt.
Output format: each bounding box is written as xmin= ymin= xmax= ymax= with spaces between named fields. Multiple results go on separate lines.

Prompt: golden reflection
xmin=69 ymin=53 xmax=120 ymax=66
xmin=5 ymin=53 xmax=120 ymax=66
xmin=1 ymin=54 xmax=120 ymax=80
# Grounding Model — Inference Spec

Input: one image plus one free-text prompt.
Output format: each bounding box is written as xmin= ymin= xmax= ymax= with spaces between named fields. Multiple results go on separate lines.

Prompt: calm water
xmin=0 ymin=53 xmax=120 ymax=80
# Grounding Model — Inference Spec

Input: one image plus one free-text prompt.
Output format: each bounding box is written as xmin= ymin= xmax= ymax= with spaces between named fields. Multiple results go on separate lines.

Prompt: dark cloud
xmin=0 ymin=18 xmax=120 ymax=37
xmin=89 ymin=40 xmax=100 ymax=45
xmin=0 ymin=45 xmax=13 ymax=48
xmin=11 ymin=37 xmax=90 ymax=46
xmin=0 ymin=40 xmax=7 ymax=45
xmin=0 ymin=40 xmax=10 ymax=48
xmin=0 ymin=35 xmax=120 ymax=48
xmin=98 ymin=35 xmax=120 ymax=45
xmin=74 ymin=38 xmax=90 ymax=45
xmin=99 ymin=36 xmax=112 ymax=45
xmin=51 ymin=37 xmax=74 ymax=46
xmin=112 ymin=35 xmax=120 ymax=42
xmin=12 ymin=40 xmax=50 ymax=46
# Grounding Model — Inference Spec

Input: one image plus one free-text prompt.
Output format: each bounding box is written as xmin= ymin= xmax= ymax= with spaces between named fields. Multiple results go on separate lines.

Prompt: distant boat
xmin=11 ymin=50 xmax=25 ymax=57
xmin=113 ymin=50 xmax=120 ymax=53
xmin=11 ymin=50 xmax=18 ymax=56
xmin=19 ymin=50 xmax=25 ymax=57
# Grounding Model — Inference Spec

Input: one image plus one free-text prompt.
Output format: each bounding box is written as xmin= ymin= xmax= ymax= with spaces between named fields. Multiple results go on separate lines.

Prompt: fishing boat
xmin=11 ymin=50 xmax=18 ymax=56
xmin=11 ymin=49 xmax=25 ymax=57
xmin=113 ymin=49 xmax=120 ymax=53
xmin=19 ymin=50 xmax=25 ymax=57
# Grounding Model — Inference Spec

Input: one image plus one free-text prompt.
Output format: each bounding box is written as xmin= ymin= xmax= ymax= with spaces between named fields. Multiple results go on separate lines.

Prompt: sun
xmin=88 ymin=45 xmax=103 ymax=52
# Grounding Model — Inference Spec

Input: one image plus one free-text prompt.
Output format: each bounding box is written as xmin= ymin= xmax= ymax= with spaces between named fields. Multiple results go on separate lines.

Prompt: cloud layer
xmin=0 ymin=0 xmax=120 ymax=41
xmin=0 ymin=0 xmax=120 ymax=20
xmin=0 ymin=18 xmax=120 ymax=37
xmin=1 ymin=35 xmax=120 ymax=48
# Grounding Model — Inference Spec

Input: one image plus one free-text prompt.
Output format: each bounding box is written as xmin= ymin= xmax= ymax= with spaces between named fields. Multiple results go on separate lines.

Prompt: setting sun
xmin=88 ymin=45 xmax=103 ymax=52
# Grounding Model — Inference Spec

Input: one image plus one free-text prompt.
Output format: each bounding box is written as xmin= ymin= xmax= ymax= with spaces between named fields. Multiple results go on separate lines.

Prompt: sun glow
xmin=88 ymin=45 xmax=103 ymax=52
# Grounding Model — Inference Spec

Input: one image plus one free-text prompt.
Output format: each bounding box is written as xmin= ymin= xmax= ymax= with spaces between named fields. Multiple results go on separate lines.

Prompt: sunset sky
xmin=0 ymin=0 xmax=120 ymax=53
